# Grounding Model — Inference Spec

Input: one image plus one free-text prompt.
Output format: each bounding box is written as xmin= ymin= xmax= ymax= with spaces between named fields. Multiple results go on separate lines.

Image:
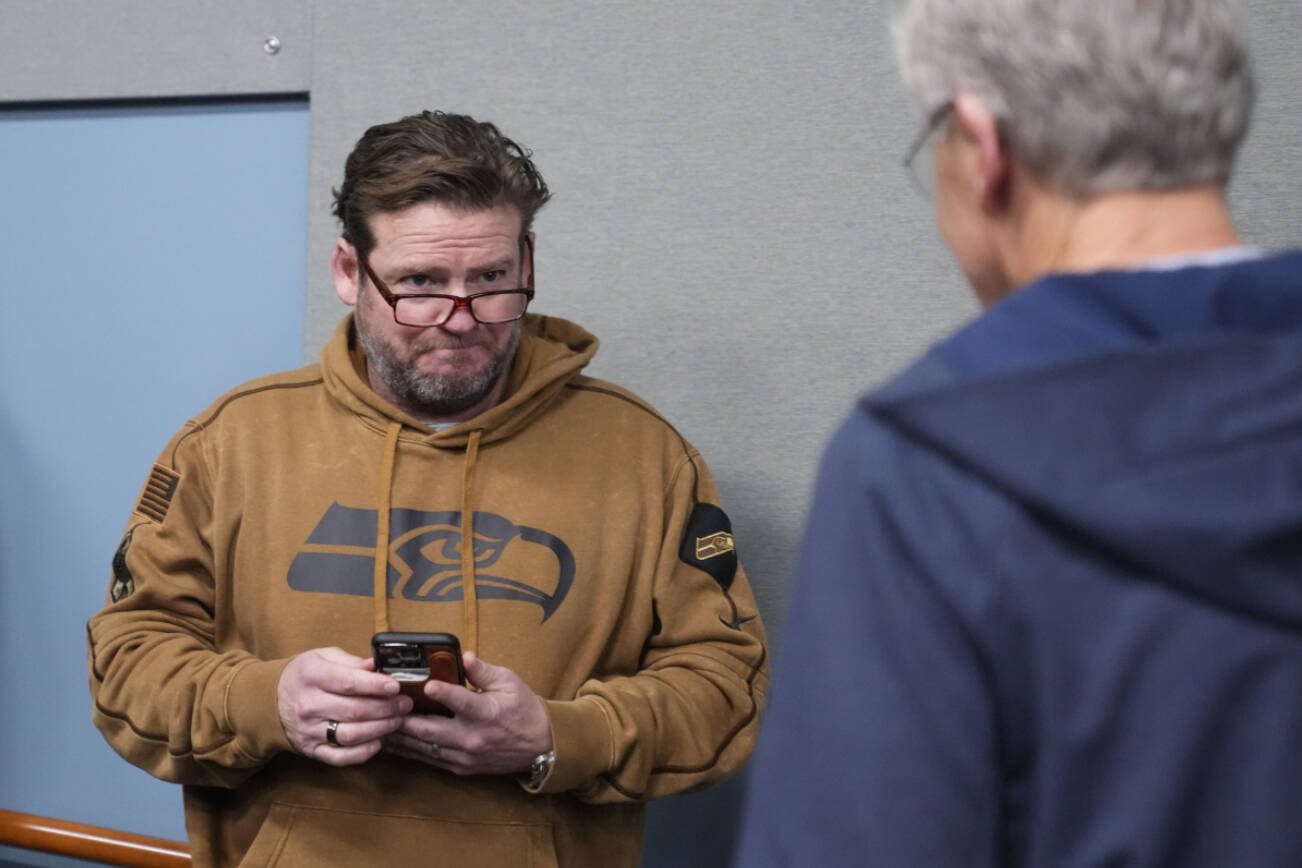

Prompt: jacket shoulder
xmin=564 ymin=375 xmax=681 ymax=433
xmin=190 ymin=363 xmax=325 ymax=428
xmin=561 ymin=376 xmax=703 ymax=476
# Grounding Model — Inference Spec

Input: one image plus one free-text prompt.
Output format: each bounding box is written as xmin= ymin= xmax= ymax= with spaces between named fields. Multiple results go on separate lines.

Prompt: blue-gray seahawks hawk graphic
xmin=288 ymin=504 xmax=575 ymax=622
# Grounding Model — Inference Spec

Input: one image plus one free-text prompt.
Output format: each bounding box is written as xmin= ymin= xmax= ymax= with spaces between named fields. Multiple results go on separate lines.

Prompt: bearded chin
xmin=358 ymin=321 xmax=523 ymax=419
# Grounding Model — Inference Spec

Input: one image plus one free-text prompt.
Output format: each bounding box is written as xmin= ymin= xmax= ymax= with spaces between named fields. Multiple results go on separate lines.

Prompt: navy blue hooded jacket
xmin=737 ymin=252 xmax=1302 ymax=867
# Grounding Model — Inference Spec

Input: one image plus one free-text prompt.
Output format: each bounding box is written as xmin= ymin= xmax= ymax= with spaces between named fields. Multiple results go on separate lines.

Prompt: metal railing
xmin=0 ymin=809 xmax=189 ymax=867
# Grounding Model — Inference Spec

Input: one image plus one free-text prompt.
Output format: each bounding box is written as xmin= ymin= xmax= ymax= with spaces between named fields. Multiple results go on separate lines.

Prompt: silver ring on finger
xmin=428 ymin=742 xmax=441 ymax=759
xmin=326 ymin=719 xmax=341 ymax=746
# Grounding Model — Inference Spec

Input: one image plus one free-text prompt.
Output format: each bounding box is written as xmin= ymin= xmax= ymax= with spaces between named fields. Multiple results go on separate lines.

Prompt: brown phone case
xmin=372 ymin=632 xmax=466 ymax=717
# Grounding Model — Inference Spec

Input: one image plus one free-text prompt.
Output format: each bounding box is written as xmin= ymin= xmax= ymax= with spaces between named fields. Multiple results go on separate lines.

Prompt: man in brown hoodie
xmin=89 ymin=110 xmax=768 ymax=867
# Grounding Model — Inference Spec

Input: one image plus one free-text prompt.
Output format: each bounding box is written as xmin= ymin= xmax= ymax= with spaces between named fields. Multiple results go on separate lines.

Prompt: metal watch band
xmin=526 ymin=749 xmax=555 ymax=788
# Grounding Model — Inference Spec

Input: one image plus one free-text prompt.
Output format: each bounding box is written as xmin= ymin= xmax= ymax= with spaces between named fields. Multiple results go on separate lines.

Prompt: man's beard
xmin=355 ymin=306 xmax=523 ymax=420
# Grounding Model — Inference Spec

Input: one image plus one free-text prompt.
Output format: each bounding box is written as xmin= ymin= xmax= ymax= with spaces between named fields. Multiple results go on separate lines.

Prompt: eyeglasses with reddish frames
xmin=360 ymin=237 xmax=535 ymax=327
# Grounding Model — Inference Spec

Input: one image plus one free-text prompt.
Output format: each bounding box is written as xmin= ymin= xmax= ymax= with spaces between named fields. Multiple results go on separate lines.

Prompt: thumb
xmin=461 ymin=651 xmax=509 ymax=691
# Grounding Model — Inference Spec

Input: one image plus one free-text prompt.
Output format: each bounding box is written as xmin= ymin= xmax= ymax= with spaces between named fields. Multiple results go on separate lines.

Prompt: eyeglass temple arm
xmin=523 ymin=235 xmax=535 ymax=291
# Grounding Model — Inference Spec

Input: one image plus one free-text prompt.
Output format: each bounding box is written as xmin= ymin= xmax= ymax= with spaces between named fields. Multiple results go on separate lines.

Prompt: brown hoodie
xmin=88 ymin=314 xmax=769 ymax=867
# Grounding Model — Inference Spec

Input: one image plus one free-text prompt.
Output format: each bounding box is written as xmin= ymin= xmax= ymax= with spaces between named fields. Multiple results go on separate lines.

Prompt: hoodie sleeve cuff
xmin=224 ymin=658 xmax=292 ymax=762
xmin=529 ymin=696 xmax=614 ymax=794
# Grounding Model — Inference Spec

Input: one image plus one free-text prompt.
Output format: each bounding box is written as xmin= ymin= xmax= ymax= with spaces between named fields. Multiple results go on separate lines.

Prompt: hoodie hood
xmin=320 ymin=312 xmax=598 ymax=447
xmin=868 ymin=251 xmax=1302 ymax=630
xmin=318 ymin=312 xmax=599 ymax=649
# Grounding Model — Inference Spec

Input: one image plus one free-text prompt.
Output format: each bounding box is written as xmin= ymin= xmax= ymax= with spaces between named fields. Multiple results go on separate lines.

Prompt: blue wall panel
xmin=0 ymin=99 xmax=309 ymax=856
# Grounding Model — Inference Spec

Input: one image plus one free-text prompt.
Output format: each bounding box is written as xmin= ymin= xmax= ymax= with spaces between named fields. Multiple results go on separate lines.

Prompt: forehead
xmin=366 ymin=201 xmax=524 ymax=263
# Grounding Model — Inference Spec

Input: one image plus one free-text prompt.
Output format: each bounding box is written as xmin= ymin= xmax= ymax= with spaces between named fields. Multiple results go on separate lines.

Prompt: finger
xmin=311 ymin=738 xmax=384 ymax=767
xmin=386 ymin=731 xmax=435 ymax=756
xmin=329 ymin=693 xmax=413 ymax=721
xmin=383 ymin=736 xmax=417 ymax=755
xmin=383 ymin=740 xmax=432 ymax=765
xmin=460 ymin=651 xmax=499 ymax=689
xmin=332 ymin=665 xmax=402 ymax=698
xmin=282 ymin=697 xmax=407 ymax=743
xmin=395 ymin=711 xmax=456 ymax=743
xmin=316 ymin=646 xmax=369 ymax=667
xmin=386 ymin=733 xmax=466 ymax=771
xmin=386 ymin=734 xmax=440 ymax=764
xmin=421 ymin=678 xmax=482 ymax=719
xmin=324 ymin=716 xmax=406 ymax=748
xmin=299 ymin=648 xmax=399 ymax=697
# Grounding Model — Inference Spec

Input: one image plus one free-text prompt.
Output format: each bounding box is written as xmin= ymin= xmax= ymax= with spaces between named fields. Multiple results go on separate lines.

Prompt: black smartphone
xmin=371 ymin=632 xmax=466 ymax=717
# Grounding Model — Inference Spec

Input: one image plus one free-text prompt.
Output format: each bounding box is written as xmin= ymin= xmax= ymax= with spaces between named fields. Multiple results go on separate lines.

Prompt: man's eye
xmin=403 ymin=274 xmax=431 ymax=289
xmin=479 ymin=270 xmax=505 ymax=284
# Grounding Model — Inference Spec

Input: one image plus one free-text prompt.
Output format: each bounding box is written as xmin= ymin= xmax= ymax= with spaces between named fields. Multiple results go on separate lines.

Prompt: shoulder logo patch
xmin=679 ymin=503 xmax=738 ymax=590
xmin=135 ymin=465 xmax=180 ymax=523
xmin=110 ymin=530 xmax=136 ymax=602
xmin=696 ymin=531 xmax=735 ymax=561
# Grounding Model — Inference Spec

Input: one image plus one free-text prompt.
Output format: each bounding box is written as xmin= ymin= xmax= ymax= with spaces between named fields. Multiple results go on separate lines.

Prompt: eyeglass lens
xmin=395 ymin=292 xmax=530 ymax=326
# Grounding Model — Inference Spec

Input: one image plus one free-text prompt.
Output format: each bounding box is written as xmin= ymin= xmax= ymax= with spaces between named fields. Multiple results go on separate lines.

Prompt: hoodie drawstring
xmin=373 ymin=422 xmax=401 ymax=635
xmin=459 ymin=429 xmax=483 ymax=656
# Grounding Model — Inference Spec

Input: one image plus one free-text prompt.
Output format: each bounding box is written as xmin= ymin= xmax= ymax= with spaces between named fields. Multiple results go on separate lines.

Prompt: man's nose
xmin=439 ymin=296 xmax=480 ymax=334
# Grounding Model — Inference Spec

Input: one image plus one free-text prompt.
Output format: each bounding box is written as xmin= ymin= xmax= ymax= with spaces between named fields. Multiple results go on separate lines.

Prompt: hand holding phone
xmin=372 ymin=632 xmax=466 ymax=717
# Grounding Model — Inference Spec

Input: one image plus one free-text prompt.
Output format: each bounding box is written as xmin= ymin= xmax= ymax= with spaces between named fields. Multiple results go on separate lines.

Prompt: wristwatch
xmin=524 ymin=749 xmax=555 ymax=789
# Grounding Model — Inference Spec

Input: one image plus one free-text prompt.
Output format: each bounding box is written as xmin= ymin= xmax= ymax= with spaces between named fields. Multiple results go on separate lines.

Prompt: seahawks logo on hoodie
xmin=287 ymin=504 xmax=574 ymax=622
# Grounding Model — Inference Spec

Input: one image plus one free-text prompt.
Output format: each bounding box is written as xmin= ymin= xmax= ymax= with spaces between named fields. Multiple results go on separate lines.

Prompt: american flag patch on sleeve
xmin=135 ymin=464 xmax=181 ymax=523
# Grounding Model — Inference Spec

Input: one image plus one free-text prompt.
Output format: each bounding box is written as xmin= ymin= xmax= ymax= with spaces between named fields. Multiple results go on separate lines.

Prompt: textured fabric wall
xmin=1230 ymin=1 xmax=1302 ymax=248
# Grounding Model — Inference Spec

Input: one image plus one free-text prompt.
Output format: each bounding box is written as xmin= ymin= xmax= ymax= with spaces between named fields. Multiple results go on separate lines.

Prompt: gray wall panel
xmin=0 ymin=1 xmax=311 ymax=101
xmin=1229 ymin=0 xmax=1302 ymax=245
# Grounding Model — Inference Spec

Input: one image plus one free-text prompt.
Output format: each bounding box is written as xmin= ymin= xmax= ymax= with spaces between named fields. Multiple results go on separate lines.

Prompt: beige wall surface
xmin=6 ymin=0 xmax=1300 ymax=863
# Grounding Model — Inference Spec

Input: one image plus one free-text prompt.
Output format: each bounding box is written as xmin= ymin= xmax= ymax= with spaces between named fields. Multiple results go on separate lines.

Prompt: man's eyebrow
xmin=393 ymin=256 xmax=516 ymax=274
xmin=471 ymin=257 xmax=516 ymax=273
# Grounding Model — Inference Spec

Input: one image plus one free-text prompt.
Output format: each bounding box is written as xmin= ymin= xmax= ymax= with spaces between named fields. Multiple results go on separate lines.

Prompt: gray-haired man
xmin=738 ymin=1 xmax=1302 ymax=865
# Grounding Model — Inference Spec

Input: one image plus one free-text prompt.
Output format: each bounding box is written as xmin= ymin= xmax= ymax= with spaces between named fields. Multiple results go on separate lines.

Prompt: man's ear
xmin=332 ymin=238 xmax=361 ymax=306
xmin=951 ymin=92 xmax=1011 ymax=213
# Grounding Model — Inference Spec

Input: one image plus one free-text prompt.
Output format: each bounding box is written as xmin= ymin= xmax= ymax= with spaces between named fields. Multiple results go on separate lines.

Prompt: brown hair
xmin=332 ymin=110 xmax=551 ymax=257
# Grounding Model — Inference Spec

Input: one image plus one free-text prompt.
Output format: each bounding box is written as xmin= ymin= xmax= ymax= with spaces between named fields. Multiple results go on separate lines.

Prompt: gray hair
xmin=893 ymin=0 xmax=1255 ymax=197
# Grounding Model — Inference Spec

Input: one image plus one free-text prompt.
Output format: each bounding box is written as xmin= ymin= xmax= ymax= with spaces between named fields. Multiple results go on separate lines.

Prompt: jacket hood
xmin=868 ymin=251 xmax=1302 ymax=630
xmin=320 ymin=312 xmax=598 ymax=447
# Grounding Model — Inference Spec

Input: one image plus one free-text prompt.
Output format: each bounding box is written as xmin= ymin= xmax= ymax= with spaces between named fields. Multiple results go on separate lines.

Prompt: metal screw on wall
xmin=264 ymin=36 xmax=282 ymax=55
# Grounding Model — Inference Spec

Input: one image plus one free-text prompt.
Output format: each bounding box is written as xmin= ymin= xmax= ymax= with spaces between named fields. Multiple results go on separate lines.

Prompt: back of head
xmin=332 ymin=110 xmax=551 ymax=257
xmin=893 ymin=0 xmax=1255 ymax=197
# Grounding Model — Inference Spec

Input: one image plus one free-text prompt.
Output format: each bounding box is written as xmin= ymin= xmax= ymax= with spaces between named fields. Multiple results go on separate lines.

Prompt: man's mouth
xmin=415 ymin=337 xmax=485 ymax=353
xmin=414 ymin=342 xmax=489 ymax=364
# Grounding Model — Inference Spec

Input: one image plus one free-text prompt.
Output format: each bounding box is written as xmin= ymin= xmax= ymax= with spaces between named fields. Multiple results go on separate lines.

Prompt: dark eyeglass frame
xmin=360 ymin=236 xmax=536 ymax=327
xmin=902 ymin=101 xmax=955 ymax=196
